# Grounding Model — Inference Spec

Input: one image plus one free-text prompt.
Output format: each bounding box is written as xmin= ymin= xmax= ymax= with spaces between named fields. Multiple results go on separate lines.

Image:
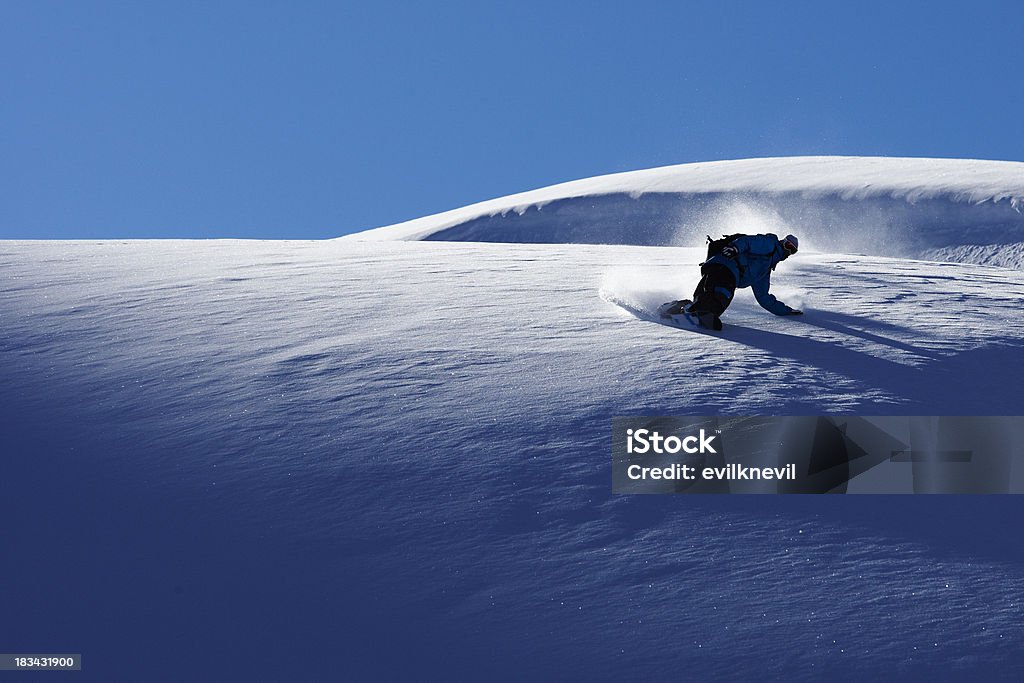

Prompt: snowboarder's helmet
xmin=782 ymin=234 xmax=799 ymax=254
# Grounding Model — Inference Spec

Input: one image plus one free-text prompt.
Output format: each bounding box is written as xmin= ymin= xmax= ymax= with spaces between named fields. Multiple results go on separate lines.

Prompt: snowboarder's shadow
xmin=715 ymin=311 xmax=986 ymax=407
xmin=712 ymin=310 xmax=1024 ymax=411
xmin=791 ymin=309 xmax=944 ymax=361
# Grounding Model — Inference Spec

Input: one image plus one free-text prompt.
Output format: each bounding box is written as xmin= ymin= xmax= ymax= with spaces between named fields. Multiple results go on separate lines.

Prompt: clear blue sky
xmin=2 ymin=0 xmax=1022 ymax=239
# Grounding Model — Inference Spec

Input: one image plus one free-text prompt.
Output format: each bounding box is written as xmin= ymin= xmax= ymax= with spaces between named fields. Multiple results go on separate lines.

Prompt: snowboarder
xmin=661 ymin=233 xmax=803 ymax=330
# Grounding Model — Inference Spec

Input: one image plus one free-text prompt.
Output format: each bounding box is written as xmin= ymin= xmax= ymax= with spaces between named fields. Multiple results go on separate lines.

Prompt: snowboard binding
xmin=658 ymin=299 xmax=723 ymax=331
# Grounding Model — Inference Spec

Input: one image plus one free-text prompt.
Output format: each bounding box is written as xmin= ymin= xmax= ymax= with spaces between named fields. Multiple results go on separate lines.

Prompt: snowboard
xmin=599 ymin=291 xmax=724 ymax=333
xmin=657 ymin=299 xmax=722 ymax=331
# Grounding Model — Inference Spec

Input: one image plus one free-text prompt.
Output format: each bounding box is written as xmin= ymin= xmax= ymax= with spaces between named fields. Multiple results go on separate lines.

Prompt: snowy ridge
xmin=341 ymin=157 xmax=1024 ymax=268
xmin=920 ymin=242 xmax=1024 ymax=270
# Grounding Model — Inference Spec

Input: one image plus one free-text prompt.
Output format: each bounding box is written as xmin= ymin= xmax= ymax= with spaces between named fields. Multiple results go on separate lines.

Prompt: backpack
xmin=705 ymin=233 xmax=745 ymax=260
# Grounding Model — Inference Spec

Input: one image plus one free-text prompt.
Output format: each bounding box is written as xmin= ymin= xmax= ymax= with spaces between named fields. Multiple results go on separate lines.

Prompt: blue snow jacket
xmin=705 ymin=233 xmax=796 ymax=315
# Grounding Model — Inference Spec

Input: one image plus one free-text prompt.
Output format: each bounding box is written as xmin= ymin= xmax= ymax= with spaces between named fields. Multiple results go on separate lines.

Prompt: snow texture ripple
xmin=3 ymin=237 xmax=1024 ymax=679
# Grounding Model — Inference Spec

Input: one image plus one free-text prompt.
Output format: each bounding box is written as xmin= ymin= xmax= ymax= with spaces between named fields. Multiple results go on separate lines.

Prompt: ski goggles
xmin=782 ymin=238 xmax=798 ymax=255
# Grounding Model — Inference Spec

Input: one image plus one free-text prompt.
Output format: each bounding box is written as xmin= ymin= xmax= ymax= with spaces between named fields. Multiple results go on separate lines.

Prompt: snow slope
xmin=343 ymin=156 xmax=1024 ymax=268
xmin=4 ymin=157 xmax=1024 ymax=680
xmin=4 ymin=234 xmax=1024 ymax=679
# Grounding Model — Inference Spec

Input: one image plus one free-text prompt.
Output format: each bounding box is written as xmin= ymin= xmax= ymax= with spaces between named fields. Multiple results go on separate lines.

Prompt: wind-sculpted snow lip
xmin=340 ymin=157 xmax=1024 ymax=268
